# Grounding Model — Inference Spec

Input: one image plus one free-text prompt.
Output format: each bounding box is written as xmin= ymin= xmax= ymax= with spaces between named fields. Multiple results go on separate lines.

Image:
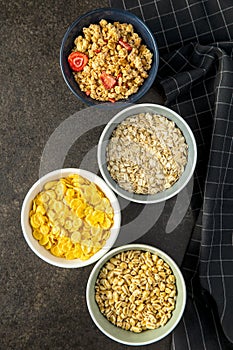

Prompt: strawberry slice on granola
xmin=118 ymin=38 xmax=132 ymax=51
xmin=100 ymin=72 xmax=117 ymax=90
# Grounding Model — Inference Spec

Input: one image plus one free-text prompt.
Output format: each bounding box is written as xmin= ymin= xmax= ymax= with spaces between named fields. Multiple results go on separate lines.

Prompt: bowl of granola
xmin=21 ymin=168 xmax=121 ymax=268
xmin=60 ymin=8 xmax=159 ymax=105
xmin=86 ymin=244 xmax=186 ymax=345
xmin=97 ymin=103 xmax=197 ymax=203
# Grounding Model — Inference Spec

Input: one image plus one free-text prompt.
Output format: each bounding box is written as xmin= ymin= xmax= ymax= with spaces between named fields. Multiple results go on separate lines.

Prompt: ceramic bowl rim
xmin=60 ymin=7 xmax=159 ymax=105
xmin=86 ymin=243 xmax=187 ymax=346
xmin=97 ymin=103 xmax=197 ymax=204
xmin=21 ymin=168 xmax=121 ymax=268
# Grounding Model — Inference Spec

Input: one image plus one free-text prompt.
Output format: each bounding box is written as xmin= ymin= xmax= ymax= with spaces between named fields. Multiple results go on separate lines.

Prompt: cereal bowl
xmin=21 ymin=168 xmax=121 ymax=268
xmin=86 ymin=244 xmax=186 ymax=346
xmin=97 ymin=103 xmax=197 ymax=204
xmin=60 ymin=8 xmax=159 ymax=105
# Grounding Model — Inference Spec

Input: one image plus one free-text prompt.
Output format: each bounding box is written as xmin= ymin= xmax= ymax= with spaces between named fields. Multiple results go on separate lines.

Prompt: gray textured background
xmin=0 ymin=1 xmax=194 ymax=349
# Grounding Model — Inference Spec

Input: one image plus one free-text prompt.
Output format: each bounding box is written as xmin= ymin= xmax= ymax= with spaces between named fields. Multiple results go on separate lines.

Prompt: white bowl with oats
xmin=21 ymin=168 xmax=121 ymax=268
xmin=97 ymin=103 xmax=197 ymax=204
xmin=86 ymin=244 xmax=186 ymax=345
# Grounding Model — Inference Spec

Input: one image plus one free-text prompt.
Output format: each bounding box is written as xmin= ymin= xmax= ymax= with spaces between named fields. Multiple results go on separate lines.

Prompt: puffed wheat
xmin=95 ymin=250 xmax=177 ymax=332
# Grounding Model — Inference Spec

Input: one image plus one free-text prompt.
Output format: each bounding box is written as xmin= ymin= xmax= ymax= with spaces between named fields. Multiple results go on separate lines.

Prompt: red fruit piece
xmin=85 ymin=90 xmax=91 ymax=96
xmin=68 ymin=52 xmax=88 ymax=72
xmin=109 ymin=98 xmax=116 ymax=103
xmin=118 ymin=38 xmax=132 ymax=51
xmin=100 ymin=72 xmax=117 ymax=90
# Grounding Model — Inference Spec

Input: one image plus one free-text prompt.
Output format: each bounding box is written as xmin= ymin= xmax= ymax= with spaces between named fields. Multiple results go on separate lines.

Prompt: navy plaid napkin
xmin=110 ymin=1 xmax=233 ymax=349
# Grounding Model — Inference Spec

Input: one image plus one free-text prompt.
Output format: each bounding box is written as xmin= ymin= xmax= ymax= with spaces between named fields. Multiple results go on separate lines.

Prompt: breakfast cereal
xmin=95 ymin=250 xmax=177 ymax=332
xmin=68 ymin=19 xmax=153 ymax=102
xmin=29 ymin=174 xmax=114 ymax=260
xmin=106 ymin=112 xmax=188 ymax=194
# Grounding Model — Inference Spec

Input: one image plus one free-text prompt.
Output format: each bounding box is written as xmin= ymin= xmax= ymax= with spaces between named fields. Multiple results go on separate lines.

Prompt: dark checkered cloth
xmin=110 ymin=1 xmax=233 ymax=349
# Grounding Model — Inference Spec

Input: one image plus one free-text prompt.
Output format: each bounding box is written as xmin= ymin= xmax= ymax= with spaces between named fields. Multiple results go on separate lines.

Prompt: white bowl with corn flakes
xmin=21 ymin=168 xmax=121 ymax=268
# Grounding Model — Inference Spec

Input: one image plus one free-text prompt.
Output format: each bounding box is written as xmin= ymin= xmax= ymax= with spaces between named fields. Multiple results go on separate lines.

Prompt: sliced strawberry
xmin=116 ymin=73 xmax=123 ymax=86
xmin=94 ymin=49 xmax=101 ymax=53
xmin=118 ymin=38 xmax=132 ymax=51
xmin=68 ymin=52 xmax=88 ymax=72
xmin=100 ymin=72 xmax=117 ymax=90
xmin=85 ymin=90 xmax=91 ymax=96
xmin=109 ymin=98 xmax=116 ymax=103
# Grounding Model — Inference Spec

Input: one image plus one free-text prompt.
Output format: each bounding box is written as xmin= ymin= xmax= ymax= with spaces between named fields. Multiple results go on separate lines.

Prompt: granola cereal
xmin=68 ymin=19 xmax=153 ymax=102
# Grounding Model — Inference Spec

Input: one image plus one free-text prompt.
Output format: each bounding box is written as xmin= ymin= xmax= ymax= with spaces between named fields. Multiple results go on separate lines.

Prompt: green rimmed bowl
xmin=86 ymin=244 xmax=186 ymax=346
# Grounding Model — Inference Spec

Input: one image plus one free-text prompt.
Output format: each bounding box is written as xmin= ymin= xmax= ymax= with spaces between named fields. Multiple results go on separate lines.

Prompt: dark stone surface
xmin=0 ymin=1 xmax=195 ymax=349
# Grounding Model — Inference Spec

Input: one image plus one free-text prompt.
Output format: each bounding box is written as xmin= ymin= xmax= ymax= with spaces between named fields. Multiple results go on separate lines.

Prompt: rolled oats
xmin=106 ymin=113 xmax=188 ymax=194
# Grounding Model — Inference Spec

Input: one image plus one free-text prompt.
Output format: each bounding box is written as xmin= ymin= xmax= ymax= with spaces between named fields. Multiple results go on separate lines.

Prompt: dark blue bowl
xmin=60 ymin=8 xmax=159 ymax=105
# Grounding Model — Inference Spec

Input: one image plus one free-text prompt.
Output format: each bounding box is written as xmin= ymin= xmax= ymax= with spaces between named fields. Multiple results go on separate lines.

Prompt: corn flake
xmin=29 ymin=174 xmax=114 ymax=260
